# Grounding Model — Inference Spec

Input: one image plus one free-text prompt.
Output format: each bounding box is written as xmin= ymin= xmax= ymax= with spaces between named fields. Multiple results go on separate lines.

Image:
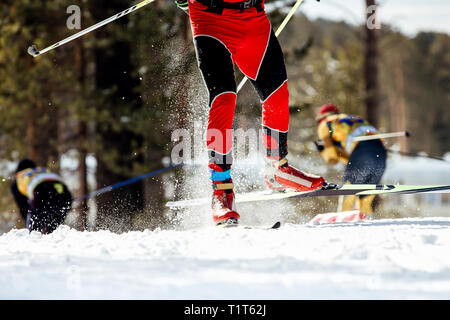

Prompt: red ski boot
xmin=212 ymin=180 xmax=240 ymax=226
xmin=265 ymin=158 xmax=326 ymax=192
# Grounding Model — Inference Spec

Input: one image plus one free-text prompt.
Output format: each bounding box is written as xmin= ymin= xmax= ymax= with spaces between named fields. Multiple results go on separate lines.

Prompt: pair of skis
xmin=166 ymin=183 xmax=450 ymax=208
xmin=167 ymin=183 xmax=450 ymax=229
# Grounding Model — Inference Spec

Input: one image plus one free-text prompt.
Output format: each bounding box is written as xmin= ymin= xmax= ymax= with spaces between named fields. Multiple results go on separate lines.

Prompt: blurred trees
xmin=0 ymin=0 xmax=193 ymax=232
xmin=364 ymin=0 xmax=380 ymax=127
xmin=0 ymin=0 xmax=69 ymax=168
xmin=258 ymin=11 xmax=450 ymax=161
xmin=0 ymin=0 xmax=75 ymax=229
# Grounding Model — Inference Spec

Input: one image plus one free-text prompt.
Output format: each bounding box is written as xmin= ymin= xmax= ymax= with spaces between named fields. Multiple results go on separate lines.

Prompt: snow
xmin=384 ymin=152 xmax=450 ymax=185
xmin=1 ymin=148 xmax=449 ymax=299
xmin=1 ymin=217 xmax=450 ymax=299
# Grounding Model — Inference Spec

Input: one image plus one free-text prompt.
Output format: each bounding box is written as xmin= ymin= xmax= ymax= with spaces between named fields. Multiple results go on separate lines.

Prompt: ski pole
xmin=236 ymin=0 xmax=320 ymax=93
xmin=352 ymin=131 xmax=410 ymax=142
xmin=27 ymin=0 xmax=156 ymax=57
xmin=73 ymin=163 xmax=182 ymax=202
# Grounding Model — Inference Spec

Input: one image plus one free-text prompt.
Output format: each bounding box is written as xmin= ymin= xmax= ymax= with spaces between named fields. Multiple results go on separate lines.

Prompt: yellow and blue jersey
xmin=317 ymin=113 xmax=379 ymax=164
xmin=16 ymin=167 xmax=64 ymax=199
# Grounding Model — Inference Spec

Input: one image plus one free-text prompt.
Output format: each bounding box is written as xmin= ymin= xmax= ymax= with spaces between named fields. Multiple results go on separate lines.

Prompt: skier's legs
xmin=239 ymin=31 xmax=325 ymax=191
xmin=344 ymin=140 xmax=386 ymax=184
xmin=246 ymin=30 xmax=289 ymax=160
xmin=194 ymin=35 xmax=240 ymax=223
xmin=194 ymin=35 xmax=237 ymax=176
xmin=344 ymin=140 xmax=386 ymax=215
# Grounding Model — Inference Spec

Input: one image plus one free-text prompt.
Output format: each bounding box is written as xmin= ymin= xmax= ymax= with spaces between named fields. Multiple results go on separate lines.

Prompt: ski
xmin=166 ymin=184 xmax=450 ymax=208
xmin=216 ymin=221 xmax=281 ymax=230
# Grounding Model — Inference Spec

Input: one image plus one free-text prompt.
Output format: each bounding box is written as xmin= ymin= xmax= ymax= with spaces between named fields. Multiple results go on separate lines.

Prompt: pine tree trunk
xmin=364 ymin=0 xmax=379 ymax=127
xmin=392 ymin=54 xmax=408 ymax=153
xmin=75 ymin=38 xmax=89 ymax=231
xmin=92 ymin=0 xmax=144 ymax=233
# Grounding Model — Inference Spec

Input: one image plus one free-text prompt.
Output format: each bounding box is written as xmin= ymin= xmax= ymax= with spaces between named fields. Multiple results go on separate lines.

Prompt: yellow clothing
xmin=341 ymin=195 xmax=357 ymax=211
xmin=358 ymin=194 xmax=377 ymax=216
xmin=340 ymin=194 xmax=376 ymax=216
xmin=317 ymin=113 xmax=378 ymax=165
xmin=16 ymin=167 xmax=63 ymax=199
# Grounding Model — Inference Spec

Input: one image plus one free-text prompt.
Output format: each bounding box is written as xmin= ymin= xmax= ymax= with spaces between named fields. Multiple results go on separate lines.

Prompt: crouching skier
xmin=315 ymin=104 xmax=387 ymax=216
xmin=175 ymin=0 xmax=326 ymax=226
xmin=11 ymin=159 xmax=73 ymax=234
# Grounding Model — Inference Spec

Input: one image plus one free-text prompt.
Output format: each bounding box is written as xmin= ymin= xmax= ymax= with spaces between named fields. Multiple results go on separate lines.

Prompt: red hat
xmin=316 ymin=104 xmax=340 ymax=122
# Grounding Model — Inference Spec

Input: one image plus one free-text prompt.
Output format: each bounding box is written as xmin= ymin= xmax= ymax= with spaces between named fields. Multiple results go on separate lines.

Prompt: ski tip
xmin=27 ymin=45 xmax=39 ymax=57
xmin=272 ymin=221 xmax=281 ymax=229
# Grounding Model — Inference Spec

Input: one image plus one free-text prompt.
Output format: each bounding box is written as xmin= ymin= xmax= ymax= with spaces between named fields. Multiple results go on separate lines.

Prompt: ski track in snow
xmin=1 ymin=217 xmax=450 ymax=299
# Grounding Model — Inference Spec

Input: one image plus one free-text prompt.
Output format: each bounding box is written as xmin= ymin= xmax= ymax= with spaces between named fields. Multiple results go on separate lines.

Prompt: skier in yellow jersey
xmin=315 ymin=104 xmax=387 ymax=216
xmin=11 ymin=159 xmax=72 ymax=234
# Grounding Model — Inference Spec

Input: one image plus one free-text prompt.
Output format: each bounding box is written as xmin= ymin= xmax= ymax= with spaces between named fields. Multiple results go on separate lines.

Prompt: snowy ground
xmin=1 ymin=152 xmax=449 ymax=300
xmin=1 ymin=217 xmax=450 ymax=300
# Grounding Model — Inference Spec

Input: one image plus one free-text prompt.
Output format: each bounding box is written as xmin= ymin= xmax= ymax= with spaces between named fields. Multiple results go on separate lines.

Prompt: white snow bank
xmin=384 ymin=153 xmax=450 ymax=185
xmin=1 ymin=217 xmax=450 ymax=299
